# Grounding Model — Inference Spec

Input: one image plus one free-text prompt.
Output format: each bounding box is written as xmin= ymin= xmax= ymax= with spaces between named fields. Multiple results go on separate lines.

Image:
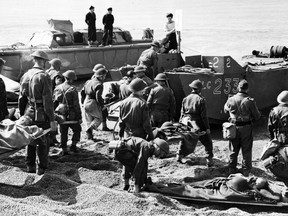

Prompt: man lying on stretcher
xmin=147 ymin=173 xmax=288 ymax=203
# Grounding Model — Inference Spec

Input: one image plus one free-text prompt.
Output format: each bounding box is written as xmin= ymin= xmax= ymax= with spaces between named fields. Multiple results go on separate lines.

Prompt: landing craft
xmin=0 ymin=19 xmax=152 ymax=81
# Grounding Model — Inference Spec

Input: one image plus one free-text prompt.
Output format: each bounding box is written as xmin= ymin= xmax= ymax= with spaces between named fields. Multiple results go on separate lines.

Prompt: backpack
xmin=55 ymin=86 xmax=71 ymax=118
xmin=222 ymin=122 xmax=237 ymax=140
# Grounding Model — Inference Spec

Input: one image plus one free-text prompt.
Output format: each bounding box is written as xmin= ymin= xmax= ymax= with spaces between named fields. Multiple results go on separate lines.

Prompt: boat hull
xmin=0 ymin=43 xmax=150 ymax=81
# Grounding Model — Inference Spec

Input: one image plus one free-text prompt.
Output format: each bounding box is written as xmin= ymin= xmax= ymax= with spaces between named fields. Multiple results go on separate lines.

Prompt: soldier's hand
xmin=50 ymin=121 xmax=58 ymax=132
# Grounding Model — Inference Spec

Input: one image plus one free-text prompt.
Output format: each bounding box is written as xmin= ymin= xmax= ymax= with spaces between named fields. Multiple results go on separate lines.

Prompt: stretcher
xmin=0 ymin=119 xmax=51 ymax=160
xmin=167 ymin=195 xmax=288 ymax=208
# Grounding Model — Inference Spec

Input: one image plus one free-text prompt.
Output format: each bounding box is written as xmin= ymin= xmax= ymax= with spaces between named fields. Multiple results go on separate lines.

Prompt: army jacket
xmin=53 ymin=82 xmax=82 ymax=120
xmin=0 ymin=77 xmax=8 ymax=121
xmin=137 ymin=48 xmax=158 ymax=68
xmin=147 ymin=84 xmax=176 ymax=116
xmin=268 ymin=104 xmax=288 ymax=141
xmin=181 ymin=92 xmax=210 ymax=130
xmin=119 ymin=94 xmax=153 ymax=139
xmin=84 ymin=78 xmax=104 ymax=107
xmin=224 ymin=92 xmax=261 ymax=123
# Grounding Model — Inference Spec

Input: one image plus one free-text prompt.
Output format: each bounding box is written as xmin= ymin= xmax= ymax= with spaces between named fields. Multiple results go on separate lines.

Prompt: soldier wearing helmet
xmin=137 ymin=40 xmax=161 ymax=80
xmin=119 ymin=78 xmax=153 ymax=140
xmin=179 ymin=79 xmax=214 ymax=166
xmin=18 ymin=50 xmax=57 ymax=175
xmin=114 ymin=136 xmax=169 ymax=193
xmin=53 ymin=70 xmax=82 ymax=155
xmin=46 ymin=58 xmax=63 ymax=91
xmin=147 ymin=73 xmax=176 ymax=127
xmin=83 ymin=67 xmax=108 ymax=140
xmin=134 ymin=66 xmax=157 ymax=99
xmin=119 ymin=70 xmax=136 ymax=99
xmin=224 ymin=79 xmax=261 ymax=176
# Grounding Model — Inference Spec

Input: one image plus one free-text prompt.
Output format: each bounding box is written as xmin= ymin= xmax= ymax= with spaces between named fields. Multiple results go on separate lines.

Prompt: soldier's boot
xmin=70 ymin=142 xmax=79 ymax=153
xmin=206 ymin=158 xmax=214 ymax=167
xmin=176 ymin=154 xmax=183 ymax=163
xmin=102 ymin=122 xmax=113 ymax=131
xmin=61 ymin=146 xmax=69 ymax=156
xmin=37 ymin=167 xmax=45 ymax=175
xmin=123 ymin=178 xmax=130 ymax=191
xmin=86 ymin=128 xmax=93 ymax=140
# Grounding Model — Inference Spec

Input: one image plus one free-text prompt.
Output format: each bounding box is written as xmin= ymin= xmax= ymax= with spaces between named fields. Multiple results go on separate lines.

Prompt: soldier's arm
xmin=146 ymin=89 xmax=154 ymax=109
xmin=95 ymin=85 xmax=104 ymax=107
xmin=249 ymin=99 xmax=261 ymax=121
xmin=73 ymin=89 xmax=82 ymax=120
xmin=118 ymin=104 xmax=126 ymax=138
xmin=200 ymin=99 xmax=210 ymax=130
xmin=142 ymin=104 xmax=153 ymax=140
xmin=268 ymin=109 xmax=277 ymax=140
xmin=42 ymin=75 xmax=55 ymax=121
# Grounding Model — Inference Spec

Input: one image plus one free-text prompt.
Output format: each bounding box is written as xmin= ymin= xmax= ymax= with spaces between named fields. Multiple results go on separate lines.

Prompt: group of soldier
xmin=2 ymin=42 xmax=288 ymax=194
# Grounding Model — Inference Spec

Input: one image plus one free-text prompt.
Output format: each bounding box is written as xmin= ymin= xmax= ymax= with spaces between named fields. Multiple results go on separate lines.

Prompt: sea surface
xmin=1 ymin=0 xmax=288 ymax=63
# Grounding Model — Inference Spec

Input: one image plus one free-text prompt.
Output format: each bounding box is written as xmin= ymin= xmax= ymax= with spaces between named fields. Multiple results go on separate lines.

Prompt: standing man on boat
xmin=179 ymin=79 xmax=214 ymax=167
xmin=0 ymin=58 xmax=9 ymax=121
xmin=147 ymin=73 xmax=176 ymax=127
xmin=18 ymin=50 xmax=57 ymax=175
xmin=85 ymin=5 xmax=97 ymax=46
xmin=100 ymin=7 xmax=114 ymax=47
xmin=119 ymin=78 xmax=154 ymax=140
xmin=83 ymin=67 xmax=107 ymax=140
xmin=137 ymin=41 xmax=161 ymax=80
xmin=224 ymin=80 xmax=261 ymax=176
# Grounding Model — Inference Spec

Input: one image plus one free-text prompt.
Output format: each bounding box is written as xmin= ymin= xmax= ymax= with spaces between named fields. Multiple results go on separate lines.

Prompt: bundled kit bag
xmin=222 ymin=122 xmax=236 ymax=140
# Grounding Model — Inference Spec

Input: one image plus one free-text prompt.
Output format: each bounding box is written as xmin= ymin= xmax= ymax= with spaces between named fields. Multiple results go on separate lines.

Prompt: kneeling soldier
xmin=115 ymin=137 xmax=169 ymax=193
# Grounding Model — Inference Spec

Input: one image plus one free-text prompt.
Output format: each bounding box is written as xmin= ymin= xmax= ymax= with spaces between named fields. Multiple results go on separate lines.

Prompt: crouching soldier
xmin=53 ymin=70 xmax=82 ymax=155
xmin=114 ymin=137 xmax=169 ymax=193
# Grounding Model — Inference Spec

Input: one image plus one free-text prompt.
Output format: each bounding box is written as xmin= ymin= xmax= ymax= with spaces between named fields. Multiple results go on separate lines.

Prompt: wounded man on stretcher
xmin=146 ymin=173 xmax=288 ymax=204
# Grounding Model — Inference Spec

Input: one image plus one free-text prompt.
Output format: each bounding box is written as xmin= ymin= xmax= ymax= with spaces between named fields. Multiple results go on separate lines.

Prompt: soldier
xmin=119 ymin=78 xmax=154 ymax=140
xmin=18 ymin=50 xmax=57 ymax=175
xmin=0 ymin=58 xmax=9 ymax=121
xmin=224 ymin=79 xmax=261 ymax=176
xmin=114 ymin=137 xmax=169 ymax=193
xmin=268 ymin=90 xmax=288 ymax=144
xmin=53 ymin=70 xmax=82 ymax=155
xmin=119 ymin=70 xmax=136 ymax=99
xmin=134 ymin=66 xmax=157 ymax=99
xmin=137 ymin=41 xmax=161 ymax=80
xmin=46 ymin=58 xmax=63 ymax=91
xmin=147 ymin=73 xmax=176 ymax=127
xmin=179 ymin=79 xmax=214 ymax=167
xmin=83 ymin=67 xmax=107 ymax=140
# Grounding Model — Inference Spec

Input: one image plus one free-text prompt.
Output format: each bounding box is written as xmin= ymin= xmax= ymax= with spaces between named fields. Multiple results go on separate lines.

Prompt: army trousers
xmin=150 ymin=109 xmax=170 ymax=128
xmin=60 ymin=123 xmax=81 ymax=150
xmin=229 ymin=124 xmax=253 ymax=172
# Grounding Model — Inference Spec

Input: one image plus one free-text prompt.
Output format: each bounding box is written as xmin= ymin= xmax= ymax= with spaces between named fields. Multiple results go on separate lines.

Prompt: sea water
xmin=0 ymin=0 xmax=288 ymax=63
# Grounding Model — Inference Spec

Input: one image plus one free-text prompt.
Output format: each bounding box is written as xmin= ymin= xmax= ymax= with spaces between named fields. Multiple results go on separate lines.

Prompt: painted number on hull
xmin=209 ymin=78 xmax=239 ymax=95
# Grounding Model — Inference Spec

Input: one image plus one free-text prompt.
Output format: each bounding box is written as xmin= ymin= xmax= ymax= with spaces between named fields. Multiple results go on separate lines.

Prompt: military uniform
xmin=224 ymin=92 xmax=261 ymax=173
xmin=119 ymin=94 xmax=153 ymax=140
xmin=180 ymin=92 xmax=213 ymax=159
xmin=85 ymin=9 xmax=97 ymax=43
xmin=119 ymin=81 xmax=132 ymax=99
xmin=137 ymin=48 xmax=158 ymax=79
xmin=19 ymin=66 xmax=54 ymax=171
xmin=53 ymin=82 xmax=82 ymax=152
xmin=147 ymin=84 xmax=176 ymax=127
xmin=115 ymin=137 xmax=155 ymax=189
xmin=47 ymin=68 xmax=63 ymax=91
xmin=83 ymin=78 xmax=104 ymax=131
xmin=0 ymin=77 xmax=8 ymax=121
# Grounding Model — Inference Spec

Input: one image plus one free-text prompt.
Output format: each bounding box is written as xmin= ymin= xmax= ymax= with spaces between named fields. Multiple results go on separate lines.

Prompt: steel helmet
xmin=255 ymin=178 xmax=268 ymax=190
xmin=31 ymin=50 xmax=49 ymax=60
xmin=94 ymin=68 xmax=108 ymax=77
xmin=151 ymin=40 xmax=161 ymax=48
xmin=134 ymin=66 xmax=146 ymax=73
xmin=160 ymin=121 xmax=176 ymax=130
xmin=154 ymin=73 xmax=168 ymax=81
xmin=129 ymin=78 xmax=147 ymax=92
xmin=49 ymin=58 xmax=62 ymax=68
xmin=153 ymin=138 xmax=169 ymax=154
xmin=227 ymin=175 xmax=249 ymax=192
xmin=189 ymin=79 xmax=203 ymax=90
xmin=63 ymin=70 xmax=77 ymax=80
xmin=277 ymin=90 xmax=288 ymax=104
xmin=93 ymin=64 xmax=106 ymax=73
xmin=238 ymin=79 xmax=249 ymax=91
